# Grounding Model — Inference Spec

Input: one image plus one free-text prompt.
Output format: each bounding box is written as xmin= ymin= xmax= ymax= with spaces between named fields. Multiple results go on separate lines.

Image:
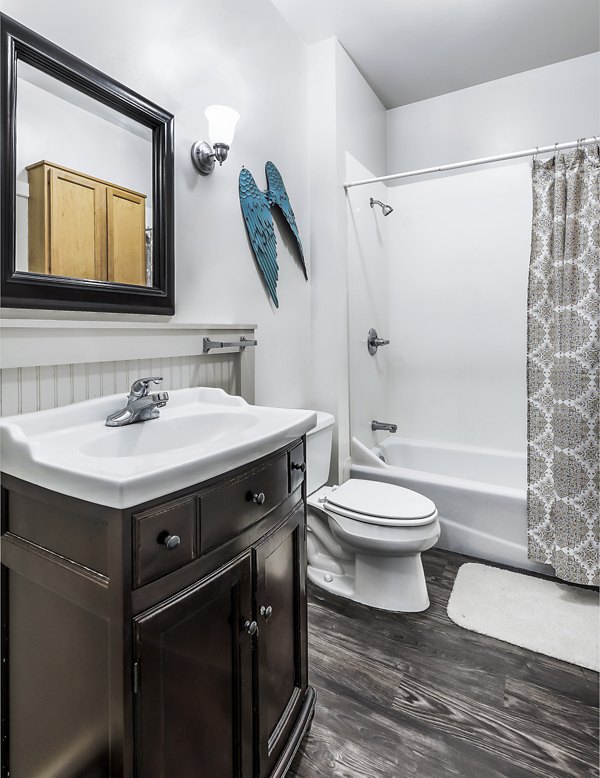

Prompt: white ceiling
xmin=269 ymin=0 xmax=600 ymax=108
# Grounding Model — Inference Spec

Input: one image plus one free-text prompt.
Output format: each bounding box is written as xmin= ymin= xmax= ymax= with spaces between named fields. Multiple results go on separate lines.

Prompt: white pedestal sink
xmin=0 ymin=387 xmax=317 ymax=508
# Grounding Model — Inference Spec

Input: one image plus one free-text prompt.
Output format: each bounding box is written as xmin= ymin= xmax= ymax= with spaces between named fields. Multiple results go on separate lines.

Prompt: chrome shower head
xmin=369 ymin=197 xmax=394 ymax=216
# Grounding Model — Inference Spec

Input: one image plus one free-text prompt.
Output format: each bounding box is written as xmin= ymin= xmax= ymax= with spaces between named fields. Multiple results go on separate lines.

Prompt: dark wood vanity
xmin=1 ymin=438 xmax=314 ymax=777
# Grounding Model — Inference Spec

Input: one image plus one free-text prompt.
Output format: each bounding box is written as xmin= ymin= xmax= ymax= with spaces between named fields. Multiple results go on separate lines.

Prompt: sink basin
xmin=0 ymin=387 xmax=317 ymax=508
xmin=79 ymin=412 xmax=259 ymax=458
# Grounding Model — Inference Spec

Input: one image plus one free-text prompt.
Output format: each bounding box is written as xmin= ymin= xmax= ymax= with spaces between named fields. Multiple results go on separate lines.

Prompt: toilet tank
xmin=305 ymin=411 xmax=335 ymax=495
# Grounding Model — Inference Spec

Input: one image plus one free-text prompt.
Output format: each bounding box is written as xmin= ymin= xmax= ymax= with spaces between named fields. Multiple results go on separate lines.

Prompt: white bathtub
xmin=350 ymin=436 xmax=551 ymax=574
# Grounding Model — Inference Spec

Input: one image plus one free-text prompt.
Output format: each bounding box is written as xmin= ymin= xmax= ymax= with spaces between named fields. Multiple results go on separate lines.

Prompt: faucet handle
xmin=129 ymin=376 xmax=163 ymax=398
xmin=150 ymin=391 xmax=169 ymax=407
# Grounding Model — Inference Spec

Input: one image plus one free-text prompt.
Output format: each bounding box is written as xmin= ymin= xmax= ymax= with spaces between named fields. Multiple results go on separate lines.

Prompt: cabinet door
xmin=134 ymin=554 xmax=254 ymax=778
xmin=254 ymin=505 xmax=308 ymax=776
xmin=106 ymin=187 xmax=146 ymax=286
xmin=49 ymin=167 xmax=106 ymax=280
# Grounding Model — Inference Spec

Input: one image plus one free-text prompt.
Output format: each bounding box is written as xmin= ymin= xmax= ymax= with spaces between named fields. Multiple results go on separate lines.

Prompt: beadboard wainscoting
xmin=0 ymin=321 xmax=256 ymax=417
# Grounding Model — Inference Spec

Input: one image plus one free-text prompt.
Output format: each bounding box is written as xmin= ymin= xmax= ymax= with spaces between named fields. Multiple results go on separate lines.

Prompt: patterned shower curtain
xmin=527 ymin=144 xmax=599 ymax=586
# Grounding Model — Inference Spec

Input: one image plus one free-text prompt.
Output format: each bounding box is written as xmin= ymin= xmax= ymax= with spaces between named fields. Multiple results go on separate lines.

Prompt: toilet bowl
xmin=305 ymin=413 xmax=440 ymax=612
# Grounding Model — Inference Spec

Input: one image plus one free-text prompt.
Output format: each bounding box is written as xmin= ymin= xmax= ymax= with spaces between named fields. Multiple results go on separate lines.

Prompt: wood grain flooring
xmin=289 ymin=549 xmax=599 ymax=778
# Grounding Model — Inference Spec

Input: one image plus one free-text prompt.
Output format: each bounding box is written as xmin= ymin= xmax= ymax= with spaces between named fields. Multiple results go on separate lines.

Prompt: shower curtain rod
xmin=343 ymin=135 xmax=599 ymax=189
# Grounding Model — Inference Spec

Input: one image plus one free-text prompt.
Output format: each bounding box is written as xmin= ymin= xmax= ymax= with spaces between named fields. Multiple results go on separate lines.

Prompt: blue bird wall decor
xmin=239 ymin=161 xmax=307 ymax=308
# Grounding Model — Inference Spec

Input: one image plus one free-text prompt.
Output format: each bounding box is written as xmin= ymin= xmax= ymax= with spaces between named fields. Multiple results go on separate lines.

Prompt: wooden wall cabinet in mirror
xmin=1 ymin=14 xmax=174 ymax=314
xmin=27 ymin=161 xmax=147 ymax=286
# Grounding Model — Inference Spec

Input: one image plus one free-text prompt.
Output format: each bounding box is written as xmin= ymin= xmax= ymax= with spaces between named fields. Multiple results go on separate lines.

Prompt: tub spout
xmin=372 ymin=420 xmax=398 ymax=433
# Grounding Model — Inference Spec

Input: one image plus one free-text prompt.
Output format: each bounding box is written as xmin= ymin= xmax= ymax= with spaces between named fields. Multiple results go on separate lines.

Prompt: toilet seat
xmin=324 ymin=479 xmax=437 ymax=527
xmin=328 ymin=510 xmax=441 ymax=549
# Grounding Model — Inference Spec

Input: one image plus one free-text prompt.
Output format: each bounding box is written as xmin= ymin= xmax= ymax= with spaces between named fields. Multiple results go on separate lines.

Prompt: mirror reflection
xmin=15 ymin=60 xmax=154 ymax=287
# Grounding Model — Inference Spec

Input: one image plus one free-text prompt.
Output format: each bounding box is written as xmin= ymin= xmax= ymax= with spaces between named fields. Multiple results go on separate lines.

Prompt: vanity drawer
xmin=133 ymin=496 xmax=197 ymax=587
xmin=199 ymin=453 xmax=288 ymax=555
xmin=288 ymin=441 xmax=306 ymax=494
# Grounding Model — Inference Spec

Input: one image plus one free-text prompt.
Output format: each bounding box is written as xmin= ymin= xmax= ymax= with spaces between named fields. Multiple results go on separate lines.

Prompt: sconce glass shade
xmin=205 ymin=105 xmax=239 ymax=147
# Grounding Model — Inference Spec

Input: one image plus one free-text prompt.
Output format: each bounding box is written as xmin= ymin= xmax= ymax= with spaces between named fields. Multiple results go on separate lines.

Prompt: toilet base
xmin=307 ymin=563 xmax=355 ymax=601
xmin=307 ymin=552 xmax=430 ymax=612
xmin=355 ymin=552 xmax=430 ymax=611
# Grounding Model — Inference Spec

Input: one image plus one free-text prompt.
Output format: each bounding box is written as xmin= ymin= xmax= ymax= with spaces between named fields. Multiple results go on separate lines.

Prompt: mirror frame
xmin=1 ymin=14 xmax=175 ymax=314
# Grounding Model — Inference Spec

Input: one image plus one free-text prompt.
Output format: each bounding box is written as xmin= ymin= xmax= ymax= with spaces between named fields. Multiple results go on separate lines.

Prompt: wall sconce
xmin=191 ymin=105 xmax=240 ymax=175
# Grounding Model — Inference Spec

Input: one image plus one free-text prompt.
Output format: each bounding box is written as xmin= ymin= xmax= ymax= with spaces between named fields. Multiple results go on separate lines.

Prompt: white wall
xmin=384 ymin=54 xmax=600 ymax=453
xmin=2 ymin=0 xmax=312 ymax=410
xmin=387 ymin=53 xmax=600 ymax=173
xmin=308 ymin=38 xmax=386 ymax=478
xmin=307 ymin=38 xmax=342 ymax=476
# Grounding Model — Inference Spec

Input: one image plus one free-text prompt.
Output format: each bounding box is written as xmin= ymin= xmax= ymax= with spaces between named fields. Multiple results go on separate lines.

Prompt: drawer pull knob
xmin=244 ymin=619 xmax=259 ymax=636
xmin=162 ymin=534 xmax=181 ymax=550
xmin=260 ymin=605 xmax=273 ymax=620
xmin=291 ymin=462 xmax=306 ymax=473
xmin=251 ymin=492 xmax=266 ymax=505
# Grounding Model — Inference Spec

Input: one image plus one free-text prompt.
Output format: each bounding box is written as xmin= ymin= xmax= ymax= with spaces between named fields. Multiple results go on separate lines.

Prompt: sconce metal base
xmin=191 ymin=141 xmax=216 ymax=175
xmin=191 ymin=141 xmax=231 ymax=175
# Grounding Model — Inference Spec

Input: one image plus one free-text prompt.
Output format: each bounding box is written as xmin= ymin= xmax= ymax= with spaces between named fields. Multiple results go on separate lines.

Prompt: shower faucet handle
xmin=367 ymin=328 xmax=390 ymax=355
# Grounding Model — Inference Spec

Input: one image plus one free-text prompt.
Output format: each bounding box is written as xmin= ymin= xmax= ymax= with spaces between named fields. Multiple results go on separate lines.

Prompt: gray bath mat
xmin=447 ymin=563 xmax=599 ymax=671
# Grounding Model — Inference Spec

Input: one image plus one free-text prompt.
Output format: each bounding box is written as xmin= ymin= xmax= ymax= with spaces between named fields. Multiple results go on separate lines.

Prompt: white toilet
xmin=306 ymin=412 xmax=440 ymax=612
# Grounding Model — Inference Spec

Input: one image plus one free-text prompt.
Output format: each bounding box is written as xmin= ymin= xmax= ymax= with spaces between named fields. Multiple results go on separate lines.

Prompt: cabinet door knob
xmin=244 ymin=619 xmax=258 ymax=636
xmin=162 ymin=534 xmax=181 ymax=550
xmin=260 ymin=605 xmax=273 ymax=620
xmin=251 ymin=492 xmax=266 ymax=505
xmin=291 ymin=462 xmax=306 ymax=473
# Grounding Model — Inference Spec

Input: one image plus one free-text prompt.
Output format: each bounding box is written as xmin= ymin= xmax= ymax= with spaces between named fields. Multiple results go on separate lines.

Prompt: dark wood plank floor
xmin=289 ymin=549 xmax=599 ymax=778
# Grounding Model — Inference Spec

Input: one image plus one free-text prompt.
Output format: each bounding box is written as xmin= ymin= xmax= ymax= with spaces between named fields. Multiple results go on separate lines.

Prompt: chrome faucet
xmin=372 ymin=420 xmax=398 ymax=433
xmin=105 ymin=377 xmax=169 ymax=427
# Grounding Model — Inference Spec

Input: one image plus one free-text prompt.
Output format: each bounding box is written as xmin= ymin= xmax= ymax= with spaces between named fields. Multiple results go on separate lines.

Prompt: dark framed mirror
xmin=1 ymin=14 xmax=174 ymax=314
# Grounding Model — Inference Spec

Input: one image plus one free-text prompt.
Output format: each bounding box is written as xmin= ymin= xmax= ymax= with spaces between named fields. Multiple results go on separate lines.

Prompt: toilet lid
xmin=324 ymin=479 xmax=437 ymax=523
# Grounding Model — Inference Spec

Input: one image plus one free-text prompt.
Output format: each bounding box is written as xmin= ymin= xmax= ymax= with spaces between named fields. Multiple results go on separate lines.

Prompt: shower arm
xmin=369 ymin=197 xmax=393 ymax=216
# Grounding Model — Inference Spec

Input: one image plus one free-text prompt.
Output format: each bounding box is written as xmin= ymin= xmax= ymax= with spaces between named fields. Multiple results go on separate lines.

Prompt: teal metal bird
xmin=239 ymin=162 xmax=307 ymax=308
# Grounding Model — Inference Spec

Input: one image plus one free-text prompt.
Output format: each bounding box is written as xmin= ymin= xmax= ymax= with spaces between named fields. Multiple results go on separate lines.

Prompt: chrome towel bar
xmin=203 ymin=336 xmax=258 ymax=353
